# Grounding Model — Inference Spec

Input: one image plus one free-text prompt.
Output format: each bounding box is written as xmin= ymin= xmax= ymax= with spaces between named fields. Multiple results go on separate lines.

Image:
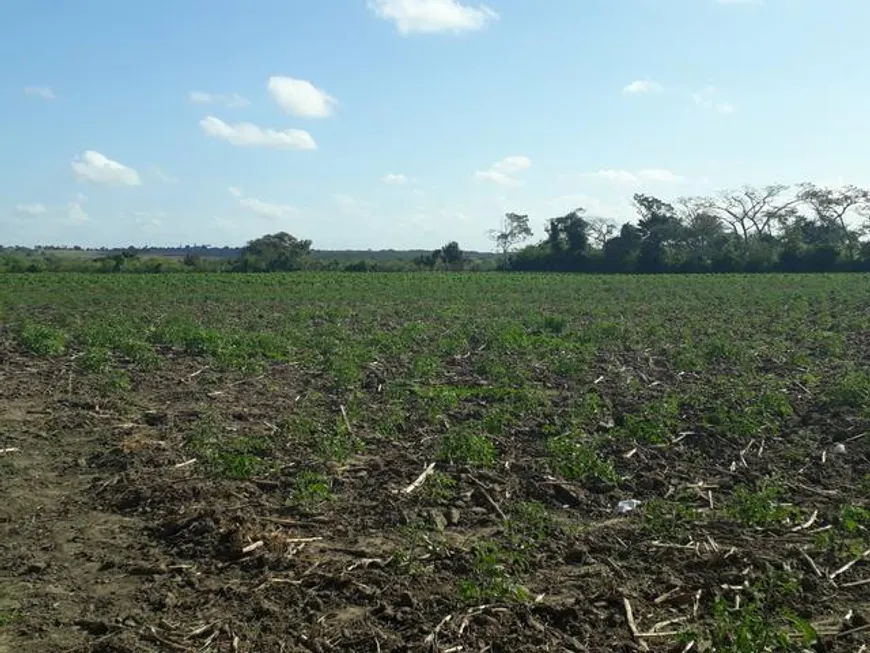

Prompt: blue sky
xmin=2 ymin=0 xmax=869 ymax=250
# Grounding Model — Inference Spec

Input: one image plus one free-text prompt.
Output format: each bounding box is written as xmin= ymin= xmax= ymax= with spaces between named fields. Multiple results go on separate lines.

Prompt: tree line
xmin=3 ymin=182 xmax=869 ymax=274
xmin=502 ymin=183 xmax=870 ymax=273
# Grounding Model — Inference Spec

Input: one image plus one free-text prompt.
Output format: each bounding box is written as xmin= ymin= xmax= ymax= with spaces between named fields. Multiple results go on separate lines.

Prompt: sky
xmin=2 ymin=0 xmax=869 ymax=250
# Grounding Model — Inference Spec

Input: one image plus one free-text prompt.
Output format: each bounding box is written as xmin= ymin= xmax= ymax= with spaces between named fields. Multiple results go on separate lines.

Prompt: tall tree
xmin=633 ymin=194 xmax=682 ymax=272
xmin=586 ymin=217 xmax=617 ymax=249
xmin=237 ymin=232 xmax=312 ymax=272
xmin=546 ymin=209 xmax=589 ymax=254
xmin=488 ymin=213 xmax=533 ymax=270
xmin=698 ymin=185 xmax=798 ymax=242
xmin=796 ymin=183 xmax=870 ymax=260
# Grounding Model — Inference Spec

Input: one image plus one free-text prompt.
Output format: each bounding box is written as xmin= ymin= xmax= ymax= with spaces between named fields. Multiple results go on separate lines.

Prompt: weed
xmin=727 ymin=481 xmax=800 ymax=529
xmin=642 ymin=498 xmax=699 ymax=540
xmin=291 ymin=471 xmax=332 ymax=507
xmin=506 ymin=501 xmax=555 ymax=546
xmin=457 ymin=541 xmax=530 ymax=604
xmin=619 ymin=394 xmax=680 ymax=444
xmin=546 ymin=433 xmax=618 ymax=484
xmin=17 ymin=322 xmax=66 ymax=356
xmin=187 ymin=412 xmax=270 ymax=479
xmin=420 ymin=471 xmax=457 ymax=503
xmin=838 ymin=503 xmax=870 ymax=534
xmin=689 ymin=597 xmax=803 ymax=653
xmin=826 ymin=370 xmax=870 ymax=410
xmin=438 ymin=431 xmax=497 ymax=467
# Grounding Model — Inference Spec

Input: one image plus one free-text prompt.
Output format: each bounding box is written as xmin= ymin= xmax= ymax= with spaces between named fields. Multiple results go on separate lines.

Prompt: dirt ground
xmin=2 ymin=334 xmax=870 ymax=653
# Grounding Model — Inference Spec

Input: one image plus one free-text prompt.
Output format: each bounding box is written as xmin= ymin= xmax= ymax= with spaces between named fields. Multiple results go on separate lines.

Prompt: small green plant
xmin=838 ymin=503 xmax=870 ymax=534
xmin=727 ymin=481 xmax=799 ymax=529
xmin=291 ymin=470 xmax=332 ymax=507
xmin=620 ymin=394 xmax=681 ymax=444
xmin=826 ymin=370 xmax=870 ymax=410
xmin=17 ymin=322 xmax=67 ymax=356
xmin=187 ymin=412 xmax=270 ymax=480
xmin=457 ymin=541 xmax=530 ymax=604
xmin=693 ymin=597 xmax=803 ymax=653
xmin=541 ymin=315 xmax=566 ymax=335
xmin=546 ymin=433 xmax=618 ymax=484
xmin=642 ymin=498 xmax=699 ymax=540
xmin=438 ymin=431 xmax=497 ymax=467
xmin=421 ymin=471 xmax=457 ymax=503
xmin=0 ymin=610 xmax=18 ymax=627
xmin=80 ymin=346 xmax=112 ymax=373
xmin=506 ymin=501 xmax=555 ymax=547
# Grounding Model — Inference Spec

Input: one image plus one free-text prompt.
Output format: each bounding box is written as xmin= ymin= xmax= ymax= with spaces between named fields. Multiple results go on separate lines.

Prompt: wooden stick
xmin=830 ymin=549 xmax=870 ymax=580
xmin=799 ymin=547 xmax=823 ymax=578
xmin=339 ymin=404 xmax=353 ymax=435
xmin=623 ymin=597 xmax=639 ymax=637
xmin=402 ymin=462 xmax=436 ymax=494
xmin=791 ymin=510 xmax=818 ymax=532
xmin=241 ymin=540 xmax=264 ymax=554
xmin=467 ymin=474 xmax=507 ymax=521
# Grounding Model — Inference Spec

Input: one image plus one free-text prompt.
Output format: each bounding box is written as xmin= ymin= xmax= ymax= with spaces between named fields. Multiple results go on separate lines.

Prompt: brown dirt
xmin=2 ymin=339 xmax=869 ymax=652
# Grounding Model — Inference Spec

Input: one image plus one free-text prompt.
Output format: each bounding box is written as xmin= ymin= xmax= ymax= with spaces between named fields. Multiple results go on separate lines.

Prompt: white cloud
xmin=622 ymin=80 xmax=662 ymax=95
xmin=334 ymin=194 xmax=371 ymax=212
xmin=228 ymin=187 xmax=296 ymax=220
xmin=582 ymin=168 xmax=686 ymax=184
xmin=66 ymin=197 xmax=89 ymax=223
xmin=368 ymin=0 xmax=498 ymax=34
xmin=188 ymin=90 xmax=249 ymax=108
xmin=151 ymin=166 xmax=180 ymax=184
xmin=383 ymin=173 xmax=408 ymax=185
xmin=637 ymin=168 xmax=687 ymax=183
xmin=585 ymin=169 xmax=639 ymax=183
xmin=267 ymin=76 xmax=337 ymax=118
xmin=200 ymin=116 xmax=317 ymax=150
xmin=692 ymin=85 xmax=736 ymax=114
xmin=71 ymin=151 xmax=142 ymax=186
xmin=474 ymin=155 xmax=531 ymax=186
xmin=24 ymin=86 xmax=55 ymax=100
xmin=134 ymin=211 xmax=165 ymax=228
xmin=14 ymin=203 xmax=47 ymax=216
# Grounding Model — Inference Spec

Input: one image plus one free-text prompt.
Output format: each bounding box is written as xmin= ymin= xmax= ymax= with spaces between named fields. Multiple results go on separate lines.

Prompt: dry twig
xmin=402 ymin=462 xmax=436 ymax=494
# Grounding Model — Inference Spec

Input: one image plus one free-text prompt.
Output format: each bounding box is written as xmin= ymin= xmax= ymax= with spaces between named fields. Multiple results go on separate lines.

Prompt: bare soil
xmin=2 ymin=336 xmax=869 ymax=653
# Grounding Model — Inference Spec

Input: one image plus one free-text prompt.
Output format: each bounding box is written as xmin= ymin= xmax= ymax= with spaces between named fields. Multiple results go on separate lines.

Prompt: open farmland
xmin=2 ymin=273 xmax=870 ymax=652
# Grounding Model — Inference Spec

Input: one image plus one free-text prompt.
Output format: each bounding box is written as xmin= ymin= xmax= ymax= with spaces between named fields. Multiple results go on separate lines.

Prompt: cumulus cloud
xmin=14 ymin=203 xmax=47 ymax=216
xmin=228 ymin=187 xmax=296 ymax=220
xmin=622 ymin=80 xmax=662 ymax=95
xmin=368 ymin=0 xmax=497 ymax=34
xmin=200 ymin=116 xmax=317 ymax=150
xmin=151 ymin=166 xmax=180 ymax=184
xmin=188 ymin=90 xmax=249 ymax=108
xmin=692 ymin=85 xmax=736 ymax=114
xmin=474 ymin=155 xmax=531 ymax=186
xmin=24 ymin=86 xmax=56 ymax=100
xmin=66 ymin=196 xmax=89 ymax=223
xmin=267 ymin=76 xmax=337 ymax=118
xmin=333 ymin=194 xmax=371 ymax=212
xmin=383 ymin=173 xmax=408 ymax=185
xmin=582 ymin=168 xmax=687 ymax=184
xmin=71 ymin=151 xmax=142 ymax=186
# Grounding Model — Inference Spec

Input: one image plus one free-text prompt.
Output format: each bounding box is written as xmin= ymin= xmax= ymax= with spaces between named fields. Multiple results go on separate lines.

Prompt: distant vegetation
xmin=3 ymin=182 xmax=870 ymax=274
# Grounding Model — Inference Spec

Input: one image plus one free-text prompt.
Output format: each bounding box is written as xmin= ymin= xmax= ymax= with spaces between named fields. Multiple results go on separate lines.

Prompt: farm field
xmin=1 ymin=272 xmax=870 ymax=652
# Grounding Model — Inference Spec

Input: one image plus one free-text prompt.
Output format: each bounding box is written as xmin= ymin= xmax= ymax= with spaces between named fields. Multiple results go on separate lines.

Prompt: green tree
xmin=488 ymin=213 xmax=532 ymax=270
xmin=796 ymin=183 xmax=870 ymax=261
xmin=235 ymin=232 xmax=312 ymax=272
